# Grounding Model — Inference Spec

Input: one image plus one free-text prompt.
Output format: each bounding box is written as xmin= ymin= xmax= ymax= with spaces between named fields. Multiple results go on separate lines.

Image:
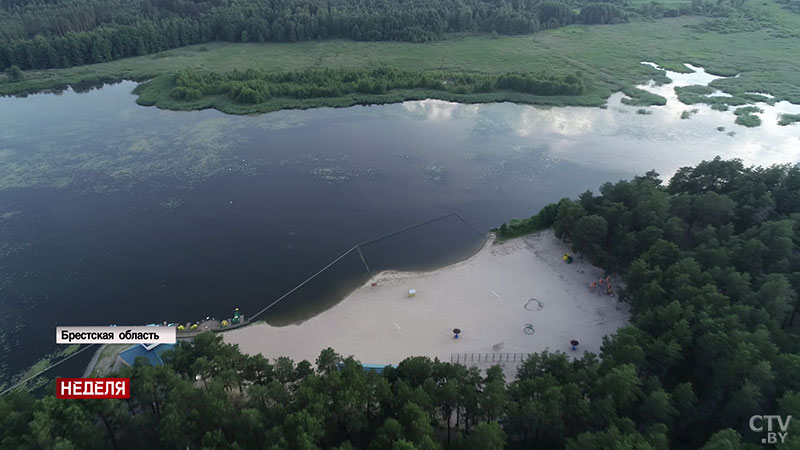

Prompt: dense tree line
xmin=495 ymin=157 xmax=800 ymax=447
xmin=0 ymin=0 xmax=579 ymax=71
xmin=169 ymin=67 xmax=586 ymax=104
xmin=496 ymin=201 xmax=560 ymax=238
xmin=0 ymin=0 xmax=753 ymax=72
xmin=2 ymin=158 xmax=798 ymax=449
xmin=634 ymin=0 xmax=744 ymax=19
xmin=578 ymin=2 xmax=626 ymax=24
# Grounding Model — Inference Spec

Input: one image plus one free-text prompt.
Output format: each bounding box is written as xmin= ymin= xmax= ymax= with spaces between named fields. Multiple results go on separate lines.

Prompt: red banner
xmin=56 ymin=378 xmax=130 ymax=399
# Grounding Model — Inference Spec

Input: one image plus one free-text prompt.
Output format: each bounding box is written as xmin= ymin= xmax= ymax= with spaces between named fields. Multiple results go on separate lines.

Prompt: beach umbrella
xmin=453 ymin=328 xmax=461 ymax=339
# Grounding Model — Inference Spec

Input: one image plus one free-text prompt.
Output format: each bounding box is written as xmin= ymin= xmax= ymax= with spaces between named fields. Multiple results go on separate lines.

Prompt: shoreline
xmin=82 ymin=345 xmax=104 ymax=377
xmin=136 ymin=86 xmax=610 ymax=116
xmin=224 ymin=230 xmax=630 ymax=376
xmin=260 ymin=232 xmax=490 ymax=328
xmin=81 ymin=229 xmax=489 ymax=377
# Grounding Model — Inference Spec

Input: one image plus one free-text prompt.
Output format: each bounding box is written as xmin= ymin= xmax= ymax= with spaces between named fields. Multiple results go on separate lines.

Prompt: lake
xmin=1 ymin=65 xmax=799 ymax=386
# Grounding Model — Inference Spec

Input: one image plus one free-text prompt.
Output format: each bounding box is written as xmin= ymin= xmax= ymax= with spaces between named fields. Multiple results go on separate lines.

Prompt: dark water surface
xmin=1 ymin=78 xmax=798 ymax=385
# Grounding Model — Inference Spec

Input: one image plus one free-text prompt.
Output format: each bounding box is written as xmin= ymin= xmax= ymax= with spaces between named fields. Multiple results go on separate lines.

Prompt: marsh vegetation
xmin=137 ymin=67 xmax=586 ymax=113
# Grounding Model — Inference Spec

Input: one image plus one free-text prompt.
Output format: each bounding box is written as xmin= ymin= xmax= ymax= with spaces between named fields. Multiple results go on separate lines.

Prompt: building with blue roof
xmin=335 ymin=362 xmax=397 ymax=373
xmin=361 ymin=363 xmax=396 ymax=373
xmin=117 ymin=343 xmax=176 ymax=367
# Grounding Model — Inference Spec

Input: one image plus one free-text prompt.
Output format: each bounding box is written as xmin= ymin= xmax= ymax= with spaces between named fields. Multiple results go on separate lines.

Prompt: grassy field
xmin=3 ymin=1 xmax=800 ymax=112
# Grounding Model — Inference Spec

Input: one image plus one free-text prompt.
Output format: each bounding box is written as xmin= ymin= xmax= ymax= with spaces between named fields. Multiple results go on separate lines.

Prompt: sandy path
xmin=224 ymin=231 xmax=629 ymax=375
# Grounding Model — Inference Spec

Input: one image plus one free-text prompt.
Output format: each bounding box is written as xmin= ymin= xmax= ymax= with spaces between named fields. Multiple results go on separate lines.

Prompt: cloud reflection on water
xmin=401 ymin=62 xmax=800 ymax=178
xmin=402 ymin=98 xmax=480 ymax=121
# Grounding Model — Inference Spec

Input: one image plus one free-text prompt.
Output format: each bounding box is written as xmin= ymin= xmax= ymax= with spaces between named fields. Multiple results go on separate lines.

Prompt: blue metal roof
xmin=119 ymin=343 xmax=175 ymax=367
xmin=335 ymin=362 xmax=397 ymax=373
xmin=360 ymin=363 xmax=397 ymax=373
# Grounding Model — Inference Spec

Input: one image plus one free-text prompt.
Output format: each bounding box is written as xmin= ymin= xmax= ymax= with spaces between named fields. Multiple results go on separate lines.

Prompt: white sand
xmin=224 ymin=231 xmax=629 ymax=376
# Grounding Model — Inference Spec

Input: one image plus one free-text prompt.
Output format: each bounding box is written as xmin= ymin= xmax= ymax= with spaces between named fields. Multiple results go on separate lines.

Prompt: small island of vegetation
xmin=778 ymin=113 xmax=800 ymax=126
xmin=733 ymin=105 xmax=763 ymax=127
xmin=135 ymin=67 xmax=587 ymax=113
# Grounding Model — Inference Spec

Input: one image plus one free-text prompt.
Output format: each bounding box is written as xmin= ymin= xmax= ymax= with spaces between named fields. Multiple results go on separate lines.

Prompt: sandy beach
xmin=224 ymin=231 xmax=629 ymax=376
